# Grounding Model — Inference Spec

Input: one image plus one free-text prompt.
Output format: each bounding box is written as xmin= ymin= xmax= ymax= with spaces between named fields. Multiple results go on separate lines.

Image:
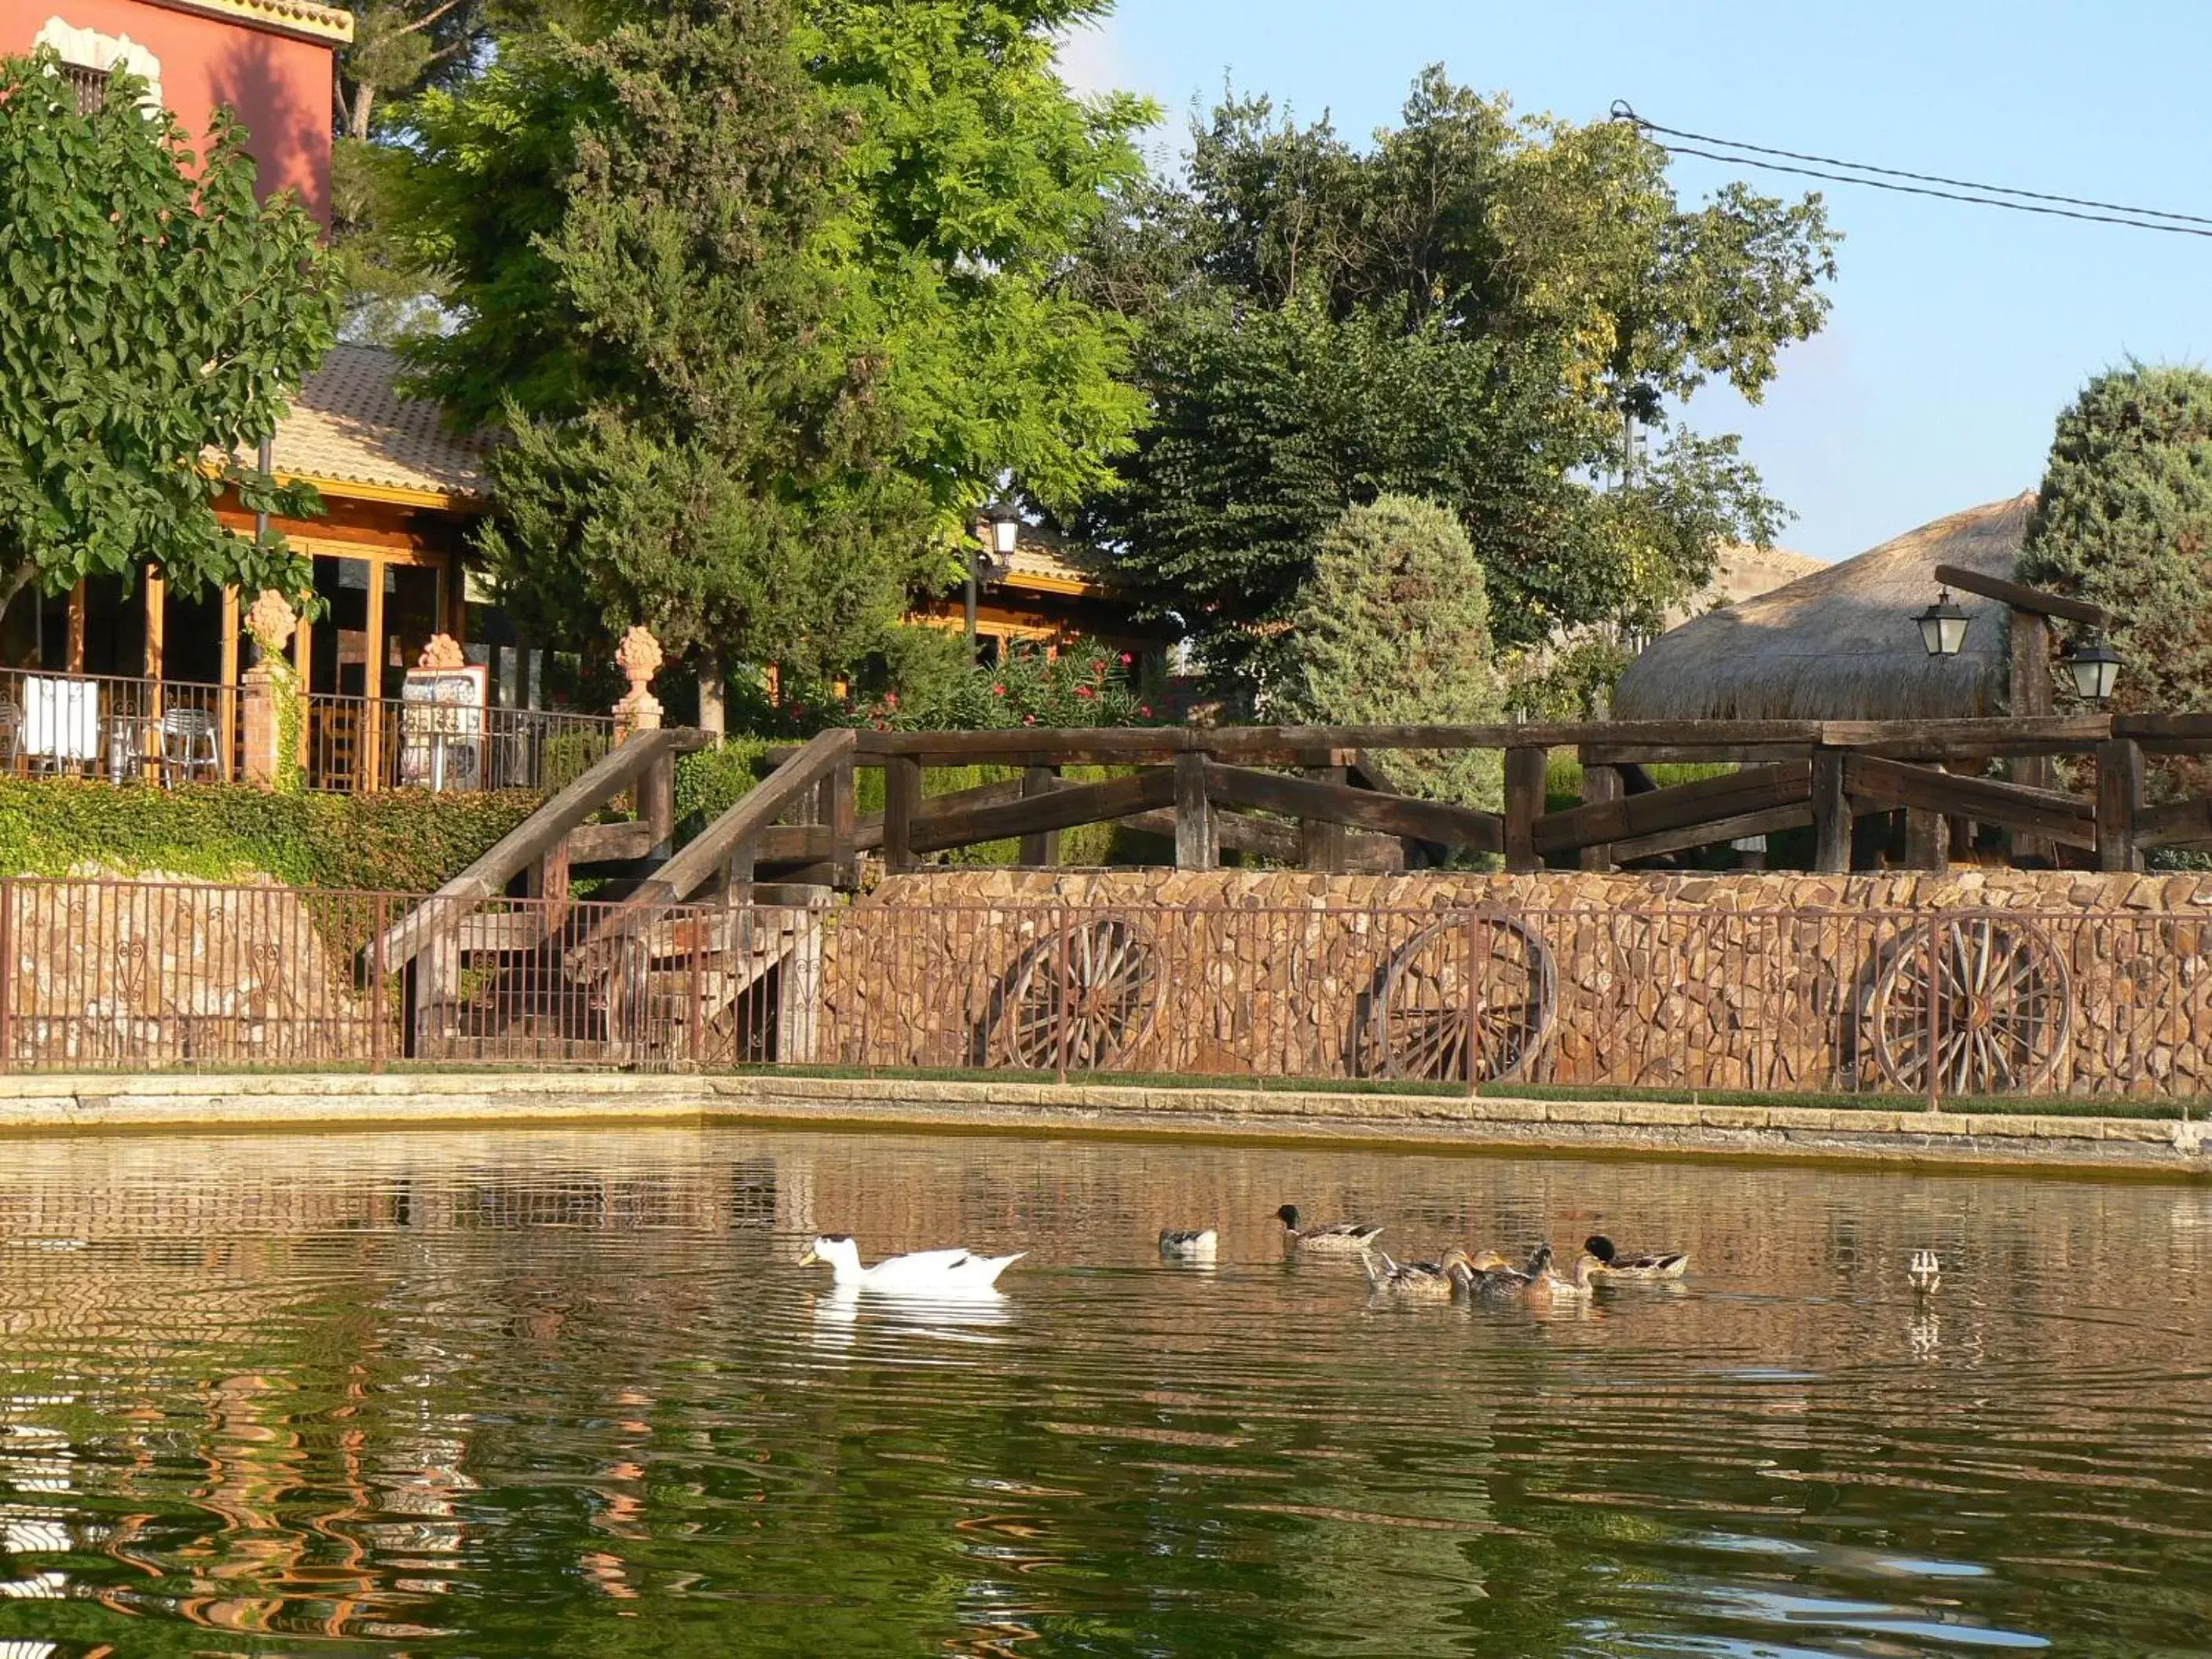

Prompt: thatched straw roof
xmin=1613 ymin=493 xmax=2035 ymax=721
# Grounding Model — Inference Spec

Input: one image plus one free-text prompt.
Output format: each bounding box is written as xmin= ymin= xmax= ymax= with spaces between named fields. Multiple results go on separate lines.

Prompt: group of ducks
xmin=793 ymin=1201 xmax=1688 ymax=1302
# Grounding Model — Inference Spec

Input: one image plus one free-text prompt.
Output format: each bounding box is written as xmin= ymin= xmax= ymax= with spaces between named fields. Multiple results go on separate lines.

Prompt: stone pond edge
xmin=0 ymin=1071 xmax=2205 ymax=1177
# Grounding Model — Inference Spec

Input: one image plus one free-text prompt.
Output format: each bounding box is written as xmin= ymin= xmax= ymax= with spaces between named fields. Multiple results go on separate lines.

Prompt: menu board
xmin=398 ymin=665 xmax=488 ymax=791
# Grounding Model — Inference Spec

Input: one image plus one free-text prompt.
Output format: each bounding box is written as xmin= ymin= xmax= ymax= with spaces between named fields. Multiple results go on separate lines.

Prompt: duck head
xmin=799 ymin=1235 xmax=860 ymax=1273
xmin=1274 ymin=1205 xmax=1302 ymax=1232
xmin=1584 ymin=1235 xmax=1619 ymax=1265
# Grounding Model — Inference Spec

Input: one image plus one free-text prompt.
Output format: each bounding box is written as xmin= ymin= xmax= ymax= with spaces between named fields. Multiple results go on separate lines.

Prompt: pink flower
xmin=1137 ymin=705 xmax=1152 ymax=718
xmin=883 ymin=691 xmax=899 ymax=709
xmin=1090 ymin=659 xmax=1107 ymax=675
xmin=991 ymin=684 xmax=1006 ymax=697
xmin=1074 ymin=684 xmax=1095 ymax=700
xmin=1022 ymin=713 xmax=1037 ymax=726
xmin=1119 ymin=652 xmax=1133 ymax=667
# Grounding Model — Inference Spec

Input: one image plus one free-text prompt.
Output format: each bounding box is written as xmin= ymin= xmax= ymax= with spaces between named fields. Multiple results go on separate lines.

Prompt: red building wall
xmin=2 ymin=0 xmax=338 ymax=221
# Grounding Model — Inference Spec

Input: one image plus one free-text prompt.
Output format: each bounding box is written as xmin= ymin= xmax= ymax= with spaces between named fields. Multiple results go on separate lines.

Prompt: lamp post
xmin=1914 ymin=588 xmax=1970 ymax=657
xmin=969 ymin=500 xmax=1021 ymax=657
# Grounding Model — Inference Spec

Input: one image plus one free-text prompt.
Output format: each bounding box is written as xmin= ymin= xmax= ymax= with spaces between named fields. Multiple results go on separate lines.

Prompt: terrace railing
xmin=0 ymin=668 xmax=236 ymax=785
xmin=305 ymin=697 xmax=617 ymax=794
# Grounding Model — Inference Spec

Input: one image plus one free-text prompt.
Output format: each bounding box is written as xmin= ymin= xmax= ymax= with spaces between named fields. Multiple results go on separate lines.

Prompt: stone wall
xmin=5 ymin=872 xmax=383 ymax=1067
xmin=819 ymin=870 xmax=2212 ymax=1100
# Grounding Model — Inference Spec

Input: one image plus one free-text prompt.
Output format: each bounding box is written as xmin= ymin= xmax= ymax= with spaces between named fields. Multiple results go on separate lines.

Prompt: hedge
xmin=0 ymin=779 xmax=538 ymax=892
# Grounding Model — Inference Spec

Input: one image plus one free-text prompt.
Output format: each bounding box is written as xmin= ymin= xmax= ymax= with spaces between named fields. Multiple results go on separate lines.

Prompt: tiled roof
xmin=999 ymin=529 xmax=1118 ymax=593
xmin=153 ymin=0 xmax=355 ymax=44
xmin=273 ymin=346 xmax=485 ymax=504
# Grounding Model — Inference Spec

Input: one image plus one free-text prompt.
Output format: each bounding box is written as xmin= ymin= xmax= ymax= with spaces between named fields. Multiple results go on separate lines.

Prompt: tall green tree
xmin=2016 ymin=364 xmax=2212 ymax=718
xmin=1075 ymin=72 xmax=1835 ymax=695
xmin=0 ymin=53 xmax=338 ymax=617
xmin=397 ymin=0 xmax=1152 ymax=724
xmin=1269 ymin=493 xmax=1503 ymax=807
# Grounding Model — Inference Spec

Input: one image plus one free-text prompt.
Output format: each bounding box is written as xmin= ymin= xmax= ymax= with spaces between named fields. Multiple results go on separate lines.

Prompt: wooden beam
xmin=1174 ymin=753 xmax=1217 ymax=870
xmin=632 ymin=727 xmax=856 ymax=907
xmin=1196 ymin=761 xmax=1504 ymax=855
xmin=1610 ymin=803 xmax=1814 ymax=866
xmin=1933 ymin=562 xmax=2108 ymax=627
xmin=1019 ymin=766 xmax=1061 ymax=866
xmin=2137 ymin=794 xmax=2212 ymax=850
xmin=143 ymin=568 xmax=165 ymax=682
xmin=2009 ymin=610 xmax=2053 ymax=861
xmin=565 ymin=819 xmax=658 ymax=865
xmin=1503 ymin=745 xmax=1548 ymax=872
xmin=1841 ymin=753 xmax=2096 ymax=851
xmin=1812 ymin=748 xmax=1851 ymax=873
xmin=1580 ymin=743 xmax=1809 ymax=767
xmin=882 ymin=753 xmax=921 ymax=873
xmin=2097 ymin=737 xmax=2143 ymax=872
xmin=1532 ymin=761 xmax=1812 ymax=856
xmin=1818 ymin=716 xmax=2111 ymax=759
xmin=372 ymin=726 xmax=708 ymax=969
xmin=913 ymin=767 xmax=1177 ymax=855
xmin=1578 ymin=764 xmax=1620 ymax=871
xmin=1301 ymin=765 xmax=1349 ymax=872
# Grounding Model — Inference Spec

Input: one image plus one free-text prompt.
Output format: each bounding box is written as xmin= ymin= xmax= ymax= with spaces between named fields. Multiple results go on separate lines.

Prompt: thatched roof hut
xmin=1613 ymin=493 xmax=2035 ymax=721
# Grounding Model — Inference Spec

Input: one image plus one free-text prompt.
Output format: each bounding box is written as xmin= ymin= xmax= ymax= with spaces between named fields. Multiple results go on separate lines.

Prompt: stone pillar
xmin=238 ymin=591 xmax=298 ymax=791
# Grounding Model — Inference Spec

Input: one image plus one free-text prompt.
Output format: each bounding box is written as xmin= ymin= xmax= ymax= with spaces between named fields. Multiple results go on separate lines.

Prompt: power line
xmin=1612 ymin=102 xmax=2212 ymax=240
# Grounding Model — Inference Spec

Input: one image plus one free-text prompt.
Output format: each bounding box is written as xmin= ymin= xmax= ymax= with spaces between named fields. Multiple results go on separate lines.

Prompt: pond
xmin=1 ymin=1125 xmax=2209 ymax=1656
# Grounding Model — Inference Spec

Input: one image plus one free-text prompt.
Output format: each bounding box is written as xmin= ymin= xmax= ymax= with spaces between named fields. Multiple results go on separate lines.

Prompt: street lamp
xmin=1914 ymin=588 xmax=1970 ymax=657
xmin=968 ymin=500 xmax=1024 ymax=656
xmin=2064 ymin=633 xmax=2121 ymax=705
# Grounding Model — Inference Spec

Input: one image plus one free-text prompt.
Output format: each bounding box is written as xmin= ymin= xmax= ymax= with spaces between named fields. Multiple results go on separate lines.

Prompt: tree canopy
xmin=2016 ymin=363 xmax=2212 ymax=718
xmin=395 ymin=0 xmax=1154 ymax=716
xmin=1075 ymin=71 xmax=1836 ymax=694
xmin=0 ymin=52 xmax=338 ymax=614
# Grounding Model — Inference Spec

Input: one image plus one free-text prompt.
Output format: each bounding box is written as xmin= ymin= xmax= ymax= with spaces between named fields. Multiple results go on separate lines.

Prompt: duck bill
xmin=797 ymin=1248 xmax=820 ymax=1267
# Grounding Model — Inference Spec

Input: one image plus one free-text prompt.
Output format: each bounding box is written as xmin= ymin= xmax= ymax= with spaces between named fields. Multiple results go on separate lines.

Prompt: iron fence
xmin=0 ymin=669 xmax=235 ymax=785
xmin=306 ymin=698 xmax=617 ymax=794
xmin=0 ymin=877 xmax=2206 ymax=1104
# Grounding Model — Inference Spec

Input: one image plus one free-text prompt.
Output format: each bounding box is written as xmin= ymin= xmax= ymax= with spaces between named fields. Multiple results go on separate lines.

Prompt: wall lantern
xmin=1914 ymin=588 xmax=1970 ymax=657
xmin=985 ymin=500 xmax=1023 ymax=560
xmin=2064 ymin=634 xmax=2121 ymax=705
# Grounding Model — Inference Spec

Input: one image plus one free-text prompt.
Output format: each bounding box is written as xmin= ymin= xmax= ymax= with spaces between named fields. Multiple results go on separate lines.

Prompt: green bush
xmin=0 ymin=780 xmax=537 ymax=892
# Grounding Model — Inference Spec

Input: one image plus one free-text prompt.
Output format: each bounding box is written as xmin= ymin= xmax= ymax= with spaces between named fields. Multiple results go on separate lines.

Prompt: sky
xmin=1056 ymin=2 xmax=2212 ymax=562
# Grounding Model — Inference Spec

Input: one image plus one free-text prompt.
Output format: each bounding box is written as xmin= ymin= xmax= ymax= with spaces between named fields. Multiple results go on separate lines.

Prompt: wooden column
xmin=1578 ymin=760 xmax=1620 ymax=872
xmin=642 ymin=748 xmax=676 ymax=859
xmin=291 ymin=601 xmax=313 ymax=772
xmin=2097 ymin=737 xmax=2143 ymax=873
xmin=819 ymin=759 xmax=857 ymax=887
xmin=1019 ymin=765 xmax=1062 ymax=867
xmin=65 ymin=580 xmax=85 ymax=673
xmin=1811 ymin=747 xmax=1852 ymax=873
xmin=362 ymin=554 xmax=386 ymax=793
xmin=1503 ymin=745 xmax=1547 ymax=873
xmin=1174 ymin=753 xmax=1216 ymax=870
xmin=1903 ymin=806 xmax=1948 ymax=870
xmin=1300 ymin=764 xmax=1348 ymax=872
xmin=2009 ymin=610 xmax=2053 ymax=862
xmin=883 ymin=755 xmax=921 ymax=873
xmin=142 ymin=569 xmax=165 ymax=682
xmin=218 ymin=586 xmax=239 ymax=781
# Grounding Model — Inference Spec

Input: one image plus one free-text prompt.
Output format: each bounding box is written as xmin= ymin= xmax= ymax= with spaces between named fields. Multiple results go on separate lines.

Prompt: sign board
xmin=398 ymin=665 xmax=488 ymax=791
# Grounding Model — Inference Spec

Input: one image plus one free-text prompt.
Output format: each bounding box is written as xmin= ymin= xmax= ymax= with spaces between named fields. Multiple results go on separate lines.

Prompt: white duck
xmin=798 ymin=1234 xmax=1024 ymax=1297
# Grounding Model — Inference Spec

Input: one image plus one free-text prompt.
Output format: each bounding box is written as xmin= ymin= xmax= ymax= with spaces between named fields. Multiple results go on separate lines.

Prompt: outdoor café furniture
xmin=105 ymin=710 xmax=157 ymax=784
xmin=158 ymin=707 xmax=221 ymax=786
xmin=0 ymin=700 xmax=20 ymax=771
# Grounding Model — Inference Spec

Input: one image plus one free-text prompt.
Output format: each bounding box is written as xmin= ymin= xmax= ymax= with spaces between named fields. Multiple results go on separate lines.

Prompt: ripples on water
xmin=1 ymin=1127 xmax=2210 ymax=1655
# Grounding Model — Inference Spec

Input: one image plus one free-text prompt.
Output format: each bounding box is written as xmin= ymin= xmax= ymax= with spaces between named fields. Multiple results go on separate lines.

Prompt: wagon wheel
xmin=991 ymin=918 xmax=1161 ymax=1071
xmin=1372 ymin=914 xmax=1555 ymax=1084
xmin=1871 ymin=916 xmax=2071 ymax=1096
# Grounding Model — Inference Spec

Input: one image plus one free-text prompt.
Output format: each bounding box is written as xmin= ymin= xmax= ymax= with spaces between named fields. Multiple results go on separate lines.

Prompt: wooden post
xmin=363 ymin=552 xmax=386 ymax=793
xmin=142 ymin=568 xmax=164 ymax=681
xmin=1300 ymin=764 xmax=1348 ymax=872
xmin=825 ymin=758 xmax=857 ymax=887
xmin=2009 ymin=610 xmax=2053 ymax=862
xmin=1174 ymin=753 xmax=1216 ymax=870
xmin=1503 ymin=745 xmax=1547 ymax=873
xmin=1903 ymin=806 xmax=1948 ymax=870
xmin=218 ymin=586 xmax=239 ymax=782
xmin=883 ymin=755 xmax=921 ymax=873
xmin=642 ymin=748 xmax=676 ymax=858
xmin=1811 ymin=747 xmax=1851 ymax=873
xmin=1578 ymin=760 xmax=1620 ymax=871
xmin=1019 ymin=765 xmax=1062 ymax=867
xmin=2097 ymin=737 xmax=2143 ymax=873
xmin=65 ymin=579 xmax=85 ymax=673
xmin=291 ymin=601 xmax=313 ymax=773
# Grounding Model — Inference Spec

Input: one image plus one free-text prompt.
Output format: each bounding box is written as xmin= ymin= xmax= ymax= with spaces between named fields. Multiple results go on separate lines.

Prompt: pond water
xmin=2 ymin=1126 xmax=2210 ymax=1657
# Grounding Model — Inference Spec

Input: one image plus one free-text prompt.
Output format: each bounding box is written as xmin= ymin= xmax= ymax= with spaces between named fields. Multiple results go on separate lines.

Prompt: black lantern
xmin=2064 ymin=633 xmax=2121 ymax=705
xmin=1914 ymin=588 xmax=1970 ymax=657
xmin=984 ymin=500 xmax=1022 ymax=561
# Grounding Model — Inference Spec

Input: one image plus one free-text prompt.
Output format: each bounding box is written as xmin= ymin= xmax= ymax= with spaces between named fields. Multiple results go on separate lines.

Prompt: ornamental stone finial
xmin=244 ymin=590 xmax=297 ymax=656
xmin=613 ymin=624 xmax=665 ymax=734
xmin=417 ymin=632 xmax=465 ymax=671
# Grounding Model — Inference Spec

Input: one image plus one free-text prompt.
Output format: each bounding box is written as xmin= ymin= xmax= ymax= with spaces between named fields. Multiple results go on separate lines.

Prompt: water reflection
xmin=0 ymin=1127 xmax=2207 ymax=1654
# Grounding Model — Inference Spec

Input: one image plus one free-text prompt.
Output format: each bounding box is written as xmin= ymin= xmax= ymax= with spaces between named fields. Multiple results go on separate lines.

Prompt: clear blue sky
xmin=1057 ymin=2 xmax=2212 ymax=562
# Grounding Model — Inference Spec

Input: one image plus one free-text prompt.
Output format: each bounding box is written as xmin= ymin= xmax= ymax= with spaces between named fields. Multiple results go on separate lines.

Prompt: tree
xmin=0 ymin=53 xmax=339 ymax=617
xmin=1267 ymin=494 xmax=1503 ymax=806
xmin=1076 ymin=71 xmax=1833 ymax=698
xmin=397 ymin=0 xmax=1154 ymax=726
xmin=2016 ymin=364 xmax=2212 ymax=719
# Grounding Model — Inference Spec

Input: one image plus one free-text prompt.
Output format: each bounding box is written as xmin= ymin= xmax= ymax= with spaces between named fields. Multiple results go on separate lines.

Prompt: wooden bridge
xmin=368 ymin=713 xmax=2212 ymax=1062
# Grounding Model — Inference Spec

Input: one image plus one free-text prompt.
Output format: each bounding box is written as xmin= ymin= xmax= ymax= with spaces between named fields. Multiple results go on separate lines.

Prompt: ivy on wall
xmin=0 ymin=780 xmax=537 ymax=891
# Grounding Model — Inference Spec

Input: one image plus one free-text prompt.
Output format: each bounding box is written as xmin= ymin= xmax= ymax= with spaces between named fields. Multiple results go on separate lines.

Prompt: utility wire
xmin=1613 ymin=102 xmax=2212 ymax=240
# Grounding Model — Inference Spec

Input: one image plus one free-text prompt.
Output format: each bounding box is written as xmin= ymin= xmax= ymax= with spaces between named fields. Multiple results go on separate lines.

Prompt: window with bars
xmin=60 ymin=62 xmax=110 ymax=115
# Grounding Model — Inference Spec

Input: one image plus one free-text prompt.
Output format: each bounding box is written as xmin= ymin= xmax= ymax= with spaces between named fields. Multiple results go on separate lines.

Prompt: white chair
xmin=23 ymin=677 xmax=100 ymax=774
